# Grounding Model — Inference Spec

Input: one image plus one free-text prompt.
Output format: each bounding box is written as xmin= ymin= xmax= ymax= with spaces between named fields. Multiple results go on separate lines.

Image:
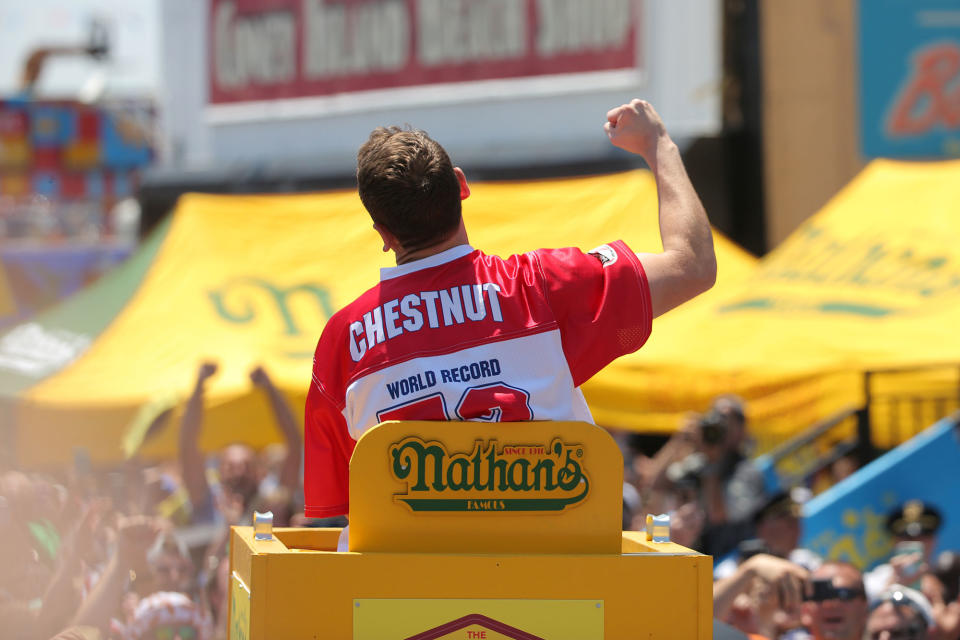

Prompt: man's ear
xmin=373 ymin=223 xmax=401 ymax=253
xmin=454 ymin=167 xmax=470 ymax=200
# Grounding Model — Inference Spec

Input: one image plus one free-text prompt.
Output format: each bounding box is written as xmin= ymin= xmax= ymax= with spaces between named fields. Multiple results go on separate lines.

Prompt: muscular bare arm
xmin=605 ymin=99 xmax=717 ymax=317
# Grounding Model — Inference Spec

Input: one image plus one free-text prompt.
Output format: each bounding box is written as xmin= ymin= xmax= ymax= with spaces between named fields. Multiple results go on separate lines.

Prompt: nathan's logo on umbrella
xmin=389 ymin=437 xmax=589 ymax=512
xmin=208 ymin=278 xmax=334 ymax=357
xmin=718 ymin=225 xmax=960 ymax=318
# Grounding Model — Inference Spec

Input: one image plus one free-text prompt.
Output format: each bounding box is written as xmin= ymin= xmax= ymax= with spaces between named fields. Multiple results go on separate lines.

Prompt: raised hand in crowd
xmin=714 ymin=553 xmax=809 ymax=633
xmin=197 ymin=361 xmax=219 ymax=384
xmin=214 ymin=491 xmax=245 ymax=528
xmin=669 ymin=500 xmax=705 ymax=550
xmin=248 ymin=364 xmax=270 ymax=388
xmin=931 ymin=596 xmax=960 ymax=640
xmin=891 ymin=547 xmax=930 ymax=589
xmin=33 ymin=499 xmax=112 ymax=635
xmin=68 ymin=515 xmax=162 ymax=634
xmin=116 ymin=515 xmax=163 ymax=574
xmin=249 ymin=365 xmax=302 ymax=504
xmin=646 ymin=412 xmax=702 ymax=492
xmin=179 ymin=361 xmax=220 ymax=522
xmin=179 ymin=362 xmax=303 ymax=526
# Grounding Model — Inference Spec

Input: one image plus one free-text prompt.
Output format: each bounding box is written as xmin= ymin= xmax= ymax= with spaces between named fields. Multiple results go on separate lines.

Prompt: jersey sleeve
xmin=304 ymin=376 xmax=355 ymax=518
xmin=533 ymin=240 xmax=652 ymax=386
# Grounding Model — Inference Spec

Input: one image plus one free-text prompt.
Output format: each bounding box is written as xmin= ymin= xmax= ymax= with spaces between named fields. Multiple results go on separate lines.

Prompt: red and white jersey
xmin=304 ymin=241 xmax=652 ymax=517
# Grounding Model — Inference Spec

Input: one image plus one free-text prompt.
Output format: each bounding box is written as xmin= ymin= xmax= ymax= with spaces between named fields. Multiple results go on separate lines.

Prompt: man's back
xmin=305 ymin=241 xmax=651 ymax=517
xmin=304 ymin=100 xmax=717 ymax=519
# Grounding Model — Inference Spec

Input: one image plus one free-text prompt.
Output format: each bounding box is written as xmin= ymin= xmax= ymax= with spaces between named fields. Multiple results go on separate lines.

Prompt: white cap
xmin=870 ymin=584 xmax=934 ymax=627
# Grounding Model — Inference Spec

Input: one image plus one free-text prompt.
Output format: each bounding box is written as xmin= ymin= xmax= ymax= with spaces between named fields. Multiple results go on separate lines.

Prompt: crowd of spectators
xmin=620 ymin=395 xmax=960 ymax=640
xmin=1 ymin=375 xmax=957 ymax=639
xmin=0 ymin=363 xmax=310 ymax=640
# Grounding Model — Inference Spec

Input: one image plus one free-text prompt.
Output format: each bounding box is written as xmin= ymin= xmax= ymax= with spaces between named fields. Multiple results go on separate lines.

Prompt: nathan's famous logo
xmin=389 ymin=437 xmax=589 ymax=512
xmin=718 ymin=225 xmax=960 ymax=318
xmin=208 ymin=278 xmax=334 ymax=358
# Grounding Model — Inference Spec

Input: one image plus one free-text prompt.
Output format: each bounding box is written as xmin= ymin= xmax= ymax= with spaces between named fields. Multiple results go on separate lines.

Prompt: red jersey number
xmin=376 ymin=384 xmax=533 ymax=423
xmin=455 ymin=383 xmax=533 ymax=422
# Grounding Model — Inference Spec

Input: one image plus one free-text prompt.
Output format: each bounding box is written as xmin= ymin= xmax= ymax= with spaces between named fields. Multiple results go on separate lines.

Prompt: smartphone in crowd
xmin=892 ymin=540 xmax=926 ymax=590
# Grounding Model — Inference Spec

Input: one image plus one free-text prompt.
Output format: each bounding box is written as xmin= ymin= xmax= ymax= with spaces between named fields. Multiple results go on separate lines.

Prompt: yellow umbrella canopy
xmin=589 ymin=159 xmax=960 ymax=448
xmin=3 ymin=170 xmax=754 ymax=467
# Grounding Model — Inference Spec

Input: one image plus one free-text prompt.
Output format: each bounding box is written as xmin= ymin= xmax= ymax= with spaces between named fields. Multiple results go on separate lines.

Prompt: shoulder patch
xmin=588 ymin=244 xmax=618 ymax=267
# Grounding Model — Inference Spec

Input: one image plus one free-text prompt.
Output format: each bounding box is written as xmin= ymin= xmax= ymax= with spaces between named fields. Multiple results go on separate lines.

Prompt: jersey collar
xmin=380 ymin=244 xmax=475 ymax=281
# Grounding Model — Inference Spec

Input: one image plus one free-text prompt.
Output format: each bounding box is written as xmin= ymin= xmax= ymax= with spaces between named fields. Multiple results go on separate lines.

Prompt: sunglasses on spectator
xmin=805 ymin=584 xmax=866 ymax=602
xmin=154 ymin=625 xmax=198 ymax=640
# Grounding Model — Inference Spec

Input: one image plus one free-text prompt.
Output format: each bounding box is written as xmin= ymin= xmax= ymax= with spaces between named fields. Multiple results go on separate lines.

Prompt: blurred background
xmin=0 ymin=1 xmax=958 ymax=639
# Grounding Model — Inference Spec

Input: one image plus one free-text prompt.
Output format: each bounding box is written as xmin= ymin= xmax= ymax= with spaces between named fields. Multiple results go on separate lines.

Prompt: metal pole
xmin=857 ymin=371 xmax=875 ymax=466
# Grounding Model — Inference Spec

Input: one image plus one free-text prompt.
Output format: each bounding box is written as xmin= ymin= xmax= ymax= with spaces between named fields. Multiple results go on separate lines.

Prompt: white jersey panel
xmin=343 ymin=329 xmax=593 ymax=440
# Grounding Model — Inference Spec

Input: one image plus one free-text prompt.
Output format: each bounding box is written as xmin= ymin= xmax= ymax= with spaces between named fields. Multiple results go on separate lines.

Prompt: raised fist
xmin=197 ymin=361 xmax=219 ymax=382
xmin=116 ymin=515 xmax=162 ymax=571
xmin=603 ymin=99 xmax=669 ymax=159
xmin=249 ymin=365 xmax=271 ymax=388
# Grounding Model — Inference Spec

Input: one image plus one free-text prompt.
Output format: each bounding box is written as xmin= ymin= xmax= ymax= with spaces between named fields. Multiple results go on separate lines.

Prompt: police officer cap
xmin=886 ymin=500 xmax=942 ymax=538
xmin=753 ymin=490 xmax=802 ymax=525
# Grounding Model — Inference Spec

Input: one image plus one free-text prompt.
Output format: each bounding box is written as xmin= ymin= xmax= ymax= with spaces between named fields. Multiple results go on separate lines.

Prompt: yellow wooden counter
xmin=229 ymin=421 xmax=713 ymax=639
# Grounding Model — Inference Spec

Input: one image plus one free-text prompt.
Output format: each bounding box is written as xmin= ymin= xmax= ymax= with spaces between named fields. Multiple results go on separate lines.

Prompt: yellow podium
xmin=229 ymin=421 xmax=713 ymax=639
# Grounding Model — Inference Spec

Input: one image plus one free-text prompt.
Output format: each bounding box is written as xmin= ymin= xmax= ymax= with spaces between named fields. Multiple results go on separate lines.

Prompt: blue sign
xmin=860 ymin=0 xmax=960 ymax=158
xmin=801 ymin=417 xmax=960 ymax=571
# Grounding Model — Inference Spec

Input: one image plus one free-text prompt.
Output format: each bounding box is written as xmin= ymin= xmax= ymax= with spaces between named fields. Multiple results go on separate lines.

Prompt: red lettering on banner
xmin=208 ymin=0 xmax=639 ymax=104
xmin=887 ymin=43 xmax=960 ymax=136
xmin=466 ymin=631 xmax=487 ymax=639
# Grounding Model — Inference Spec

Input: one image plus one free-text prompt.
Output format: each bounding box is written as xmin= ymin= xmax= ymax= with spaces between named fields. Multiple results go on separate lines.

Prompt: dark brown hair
xmin=357 ymin=126 xmax=462 ymax=252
